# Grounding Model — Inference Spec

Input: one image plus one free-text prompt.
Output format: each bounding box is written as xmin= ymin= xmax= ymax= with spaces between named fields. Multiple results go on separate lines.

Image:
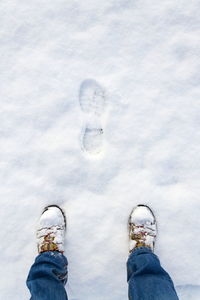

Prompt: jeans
xmin=27 ymin=248 xmax=179 ymax=300
xmin=27 ymin=251 xmax=68 ymax=300
xmin=127 ymin=247 xmax=179 ymax=300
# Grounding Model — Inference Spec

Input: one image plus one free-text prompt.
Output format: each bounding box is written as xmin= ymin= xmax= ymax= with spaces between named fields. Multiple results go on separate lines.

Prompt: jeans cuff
xmin=130 ymin=246 xmax=152 ymax=257
xmin=37 ymin=251 xmax=68 ymax=265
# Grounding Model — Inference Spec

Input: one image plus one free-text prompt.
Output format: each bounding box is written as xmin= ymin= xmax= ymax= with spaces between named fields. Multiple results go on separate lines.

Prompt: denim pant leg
xmin=26 ymin=251 xmax=68 ymax=300
xmin=127 ymin=247 xmax=179 ymax=300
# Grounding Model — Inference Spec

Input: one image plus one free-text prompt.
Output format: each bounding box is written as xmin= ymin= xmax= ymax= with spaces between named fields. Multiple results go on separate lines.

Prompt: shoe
xmin=36 ymin=205 xmax=66 ymax=254
xmin=128 ymin=204 xmax=157 ymax=253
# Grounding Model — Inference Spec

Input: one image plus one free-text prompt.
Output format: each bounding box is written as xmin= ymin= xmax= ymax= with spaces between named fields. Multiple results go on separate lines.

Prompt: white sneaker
xmin=128 ymin=204 xmax=157 ymax=253
xmin=36 ymin=205 xmax=66 ymax=254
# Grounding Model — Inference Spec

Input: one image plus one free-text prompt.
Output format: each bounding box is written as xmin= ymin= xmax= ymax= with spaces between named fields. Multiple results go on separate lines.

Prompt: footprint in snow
xmin=79 ymin=79 xmax=106 ymax=155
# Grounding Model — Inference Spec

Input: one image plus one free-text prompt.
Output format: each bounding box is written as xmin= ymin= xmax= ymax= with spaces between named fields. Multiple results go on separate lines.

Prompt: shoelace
xmin=37 ymin=225 xmax=64 ymax=253
xmin=129 ymin=224 xmax=156 ymax=251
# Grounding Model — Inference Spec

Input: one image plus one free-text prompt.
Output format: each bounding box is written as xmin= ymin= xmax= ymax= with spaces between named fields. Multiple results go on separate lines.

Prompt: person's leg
xmin=27 ymin=251 xmax=68 ymax=300
xmin=26 ymin=205 xmax=68 ymax=300
xmin=127 ymin=205 xmax=179 ymax=300
xmin=127 ymin=247 xmax=179 ymax=300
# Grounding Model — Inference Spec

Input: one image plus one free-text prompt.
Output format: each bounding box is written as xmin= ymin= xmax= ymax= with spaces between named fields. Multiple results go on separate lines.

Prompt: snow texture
xmin=0 ymin=0 xmax=200 ymax=299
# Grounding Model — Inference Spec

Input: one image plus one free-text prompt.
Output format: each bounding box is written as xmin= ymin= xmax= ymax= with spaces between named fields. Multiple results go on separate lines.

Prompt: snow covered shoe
xmin=128 ymin=204 xmax=157 ymax=253
xmin=36 ymin=205 xmax=66 ymax=254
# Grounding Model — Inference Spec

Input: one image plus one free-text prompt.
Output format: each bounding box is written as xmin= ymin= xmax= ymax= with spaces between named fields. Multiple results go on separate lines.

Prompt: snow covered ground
xmin=0 ymin=0 xmax=200 ymax=299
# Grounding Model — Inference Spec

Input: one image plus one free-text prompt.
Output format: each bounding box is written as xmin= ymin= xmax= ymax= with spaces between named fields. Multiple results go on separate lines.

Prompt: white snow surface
xmin=0 ymin=0 xmax=200 ymax=299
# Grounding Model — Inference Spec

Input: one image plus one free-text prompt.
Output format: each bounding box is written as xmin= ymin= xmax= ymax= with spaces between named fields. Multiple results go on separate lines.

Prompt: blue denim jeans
xmin=27 ymin=248 xmax=179 ymax=300
xmin=27 ymin=251 xmax=68 ymax=300
xmin=127 ymin=247 xmax=179 ymax=300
